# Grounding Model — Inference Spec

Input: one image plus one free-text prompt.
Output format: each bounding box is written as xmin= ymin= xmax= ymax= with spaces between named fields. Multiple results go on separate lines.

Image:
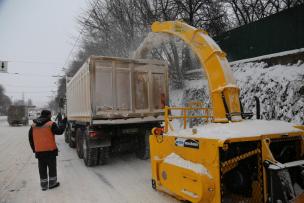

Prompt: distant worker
xmin=55 ymin=112 xmax=62 ymax=123
xmin=28 ymin=110 xmax=67 ymax=191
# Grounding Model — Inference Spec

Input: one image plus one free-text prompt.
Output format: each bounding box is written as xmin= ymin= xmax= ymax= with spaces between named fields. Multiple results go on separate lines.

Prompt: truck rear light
xmin=152 ymin=127 xmax=164 ymax=136
xmin=89 ymin=131 xmax=97 ymax=137
xmin=161 ymin=93 xmax=166 ymax=108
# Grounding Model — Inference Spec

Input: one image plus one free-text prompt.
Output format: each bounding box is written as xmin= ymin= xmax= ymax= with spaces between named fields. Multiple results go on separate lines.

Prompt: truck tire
xmin=68 ymin=128 xmax=76 ymax=148
xmin=98 ymin=147 xmax=109 ymax=165
xmin=136 ymin=129 xmax=151 ymax=160
xmin=83 ymin=137 xmax=98 ymax=167
xmin=64 ymin=130 xmax=69 ymax=143
xmin=76 ymin=129 xmax=84 ymax=159
xmin=64 ymin=124 xmax=70 ymax=143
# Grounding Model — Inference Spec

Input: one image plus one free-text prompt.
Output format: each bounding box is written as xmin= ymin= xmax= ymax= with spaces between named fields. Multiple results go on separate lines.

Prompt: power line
xmin=6 ymin=60 xmax=63 ymax=65
xmin=2 ymin=84 xmax=57 ymax=88
xmin=0 ymin=72 xmax=64 ymax=78
xmin=7 ymin=91 xmax=56 ymax=94
xmin=62 ymin=0 xmax=100 ymax=69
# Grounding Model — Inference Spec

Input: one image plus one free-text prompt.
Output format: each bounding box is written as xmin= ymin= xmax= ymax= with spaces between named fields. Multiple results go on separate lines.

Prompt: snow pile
xmin=169 ymin=120 xmax=302 ymax=140
xmin=230 ymin=48 xmax=304 ymax=65
xmin=182 ymin=80 xmax=210 ymax=110
xmin=232 ymin=62 xmax=304 ymax=124
xmin=169 ymin=79 xmax=210 ymax=129
xmin=164 ymin=153 xmax=211 ymax=177
xmin=169 ymin=89 xmax=186 ymax=129
xmin=181 ymin=189 xmax=199 ymax=199
xmin=0 ymin=116 xmax=7 ymax=126
xmin=170 ymin=61 xmax=304 ymax=127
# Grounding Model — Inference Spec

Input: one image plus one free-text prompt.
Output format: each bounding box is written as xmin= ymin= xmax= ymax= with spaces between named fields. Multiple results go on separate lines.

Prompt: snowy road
xmin=0 ymin=120 xmax=178 ymax=203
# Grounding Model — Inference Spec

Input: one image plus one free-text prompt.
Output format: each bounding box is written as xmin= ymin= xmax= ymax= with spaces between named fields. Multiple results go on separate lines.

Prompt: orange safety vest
xmin=32 ymin=121 xmax=57 ymax=152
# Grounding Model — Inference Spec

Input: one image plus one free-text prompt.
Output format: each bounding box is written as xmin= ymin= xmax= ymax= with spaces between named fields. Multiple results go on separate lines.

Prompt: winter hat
xmin=41 ymin=110 xmax=51 ymax=117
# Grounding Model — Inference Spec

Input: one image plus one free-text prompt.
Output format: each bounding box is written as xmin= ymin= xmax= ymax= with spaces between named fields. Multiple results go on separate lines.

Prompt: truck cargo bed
xmin=66 ymin=56 xmax=168 ymax=123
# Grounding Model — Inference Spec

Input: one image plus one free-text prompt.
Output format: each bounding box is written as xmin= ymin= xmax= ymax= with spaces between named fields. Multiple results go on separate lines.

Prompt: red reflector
xmin=153 ymin=127 xmax=163 ymax=135
xmin=89 ymin=131 xmax=97 ymax=137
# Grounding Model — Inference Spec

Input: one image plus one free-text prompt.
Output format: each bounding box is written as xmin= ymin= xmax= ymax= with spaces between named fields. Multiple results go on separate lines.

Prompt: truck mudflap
xmin=264 ymin=160 xmax=304 ymax=203
xmin=87 ymin=136 xmax=111 ymax=148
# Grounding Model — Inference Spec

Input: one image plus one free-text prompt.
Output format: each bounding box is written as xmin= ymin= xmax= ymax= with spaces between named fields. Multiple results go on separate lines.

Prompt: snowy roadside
xmin=233 ymin=62 xmax=304 ymax=124
xmin=170 ymin=61 xmax=304 ymax=126
xmin=0 ymin=125 xmax=178 ymax=203
xmin=0 ymin=116 xmax=7 ymax=127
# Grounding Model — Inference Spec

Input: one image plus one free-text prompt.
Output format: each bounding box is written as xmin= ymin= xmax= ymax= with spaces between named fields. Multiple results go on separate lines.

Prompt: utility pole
xmin=22 ymin=92 xmax=25 ymax=105
xmin=0 ymin=61 xmax=8 ymax=73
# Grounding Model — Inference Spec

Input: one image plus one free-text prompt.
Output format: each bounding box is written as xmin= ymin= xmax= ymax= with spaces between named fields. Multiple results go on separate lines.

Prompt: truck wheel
xmin=152 ymin=179 xmax=156 ymax=190
xmin=76 ymin=129 xmax=84 ymax=159
xmin=64 ymin=124 xmax=70 ymax=143
xmin=64 ymin=129 xmax=69 ymax=143
xmin=98 ymin=147 xmax=109 ymax=165
xmin=68 ymin=129 xmax=76 ymax=148
xmin=83 ymin=137 xmax=98 ymax=167
xmin=136 ymin=129 xmax=151 ymax=160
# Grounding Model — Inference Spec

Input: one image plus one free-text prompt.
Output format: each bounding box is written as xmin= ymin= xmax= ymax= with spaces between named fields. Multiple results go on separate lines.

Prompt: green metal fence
xmin=215 ymin=4 xmax=304 ymax=62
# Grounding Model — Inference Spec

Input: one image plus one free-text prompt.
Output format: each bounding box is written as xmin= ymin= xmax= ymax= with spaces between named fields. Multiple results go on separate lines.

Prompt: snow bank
xmin=170 ymin=61 xmax=304 ymax=128
xmin=230 ymin=48 xmax=304 ymax=65
xmin=0 ymin=116 xmax=7 ymax=126
xmin=164 ymin=153 xmax=211 ymax=177
xmin=169 ymin=79 xmax=210 ymax=129
xmin=181 ymin=189 xmax=199 ymax=199
xmin=233 ymin=62 xmax=304 ymax=124
xmin=169 ymin=120 xmax=302 ymax=140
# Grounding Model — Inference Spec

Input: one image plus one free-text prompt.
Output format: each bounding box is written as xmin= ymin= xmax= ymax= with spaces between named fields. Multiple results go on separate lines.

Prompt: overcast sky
xmin=0 ymin=0 xmax=88 ymax=107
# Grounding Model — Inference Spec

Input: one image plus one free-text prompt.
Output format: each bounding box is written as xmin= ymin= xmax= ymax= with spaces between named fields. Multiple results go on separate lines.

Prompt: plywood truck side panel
xmin=66 ymin=59 xmax=92 ymax=122
xmin=67 ymin=55 xmax=168 ymax=123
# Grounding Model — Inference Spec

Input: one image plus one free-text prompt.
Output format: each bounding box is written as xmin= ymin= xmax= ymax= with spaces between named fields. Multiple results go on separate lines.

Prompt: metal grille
xmin=220 ymin=146 xmax=264 ymax=203
xmin=163 ymin=104 xmax=212 ymax=132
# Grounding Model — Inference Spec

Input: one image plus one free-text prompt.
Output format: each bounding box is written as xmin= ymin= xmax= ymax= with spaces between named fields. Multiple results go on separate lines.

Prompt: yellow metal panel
xmin=150 ymin=135 xmax=223 ymax=203
xmin=150 ymin=132 xmax=304 ymax=202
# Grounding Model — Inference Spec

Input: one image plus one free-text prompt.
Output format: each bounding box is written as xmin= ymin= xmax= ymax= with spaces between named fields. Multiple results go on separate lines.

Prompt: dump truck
xmin=7 ymin=105 xmax=29 ymax=126
xmin=149 ymin=21 xmax=304 ymax=203
xmin=65 ymin=56 xmax=168 ymax=166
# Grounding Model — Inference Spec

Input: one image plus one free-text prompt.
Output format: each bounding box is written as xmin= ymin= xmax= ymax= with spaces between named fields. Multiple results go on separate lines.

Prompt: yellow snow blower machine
xmin=149 ymin=21 xmax=304 ymax=203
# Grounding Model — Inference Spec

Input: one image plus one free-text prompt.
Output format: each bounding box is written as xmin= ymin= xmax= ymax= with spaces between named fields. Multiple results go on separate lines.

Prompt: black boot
xmin=49 ymin=182 xmax=60 ymax=189
xmin=40 ymin=178 xmax=48 ymax=191
xmin=49 ymin=176 xmax=60 ymax=189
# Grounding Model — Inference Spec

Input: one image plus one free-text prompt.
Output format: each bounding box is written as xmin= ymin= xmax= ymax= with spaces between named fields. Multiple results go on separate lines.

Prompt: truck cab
xmin=7 ymin=105 xmax=29 ymax=126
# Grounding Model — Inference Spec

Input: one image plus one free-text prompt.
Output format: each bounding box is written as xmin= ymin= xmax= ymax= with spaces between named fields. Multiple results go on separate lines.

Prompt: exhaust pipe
xmin=254 ymin=96 xmax=261 ymax=119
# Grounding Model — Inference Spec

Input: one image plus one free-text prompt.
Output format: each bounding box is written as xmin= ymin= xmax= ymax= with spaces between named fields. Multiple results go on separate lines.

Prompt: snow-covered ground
xmin=0 ymin=116 xmax=7 ymax=127
xmin=0 ymin=122 xmax=178 ymax=203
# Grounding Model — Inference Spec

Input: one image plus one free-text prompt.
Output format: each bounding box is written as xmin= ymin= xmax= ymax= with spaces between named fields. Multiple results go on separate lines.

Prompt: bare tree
xmin=0 ymin=85 xmax=12 ymax=115
xmin=54 ymin=0 xmax=229 ymax=99
xmin=27 ymin=99 xmax=33 ymax=106
xmin=225 ymin=0 xmax=304 ymax=27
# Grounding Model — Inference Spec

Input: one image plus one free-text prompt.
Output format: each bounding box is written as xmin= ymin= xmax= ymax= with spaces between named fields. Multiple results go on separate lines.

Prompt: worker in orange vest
xmin=28 ymin=110 xmax=67 ymax=191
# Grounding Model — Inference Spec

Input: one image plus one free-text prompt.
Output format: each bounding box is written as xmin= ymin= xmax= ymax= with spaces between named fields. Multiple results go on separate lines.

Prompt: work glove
xmin=58 ymin=117 xmax=67 ymax=128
